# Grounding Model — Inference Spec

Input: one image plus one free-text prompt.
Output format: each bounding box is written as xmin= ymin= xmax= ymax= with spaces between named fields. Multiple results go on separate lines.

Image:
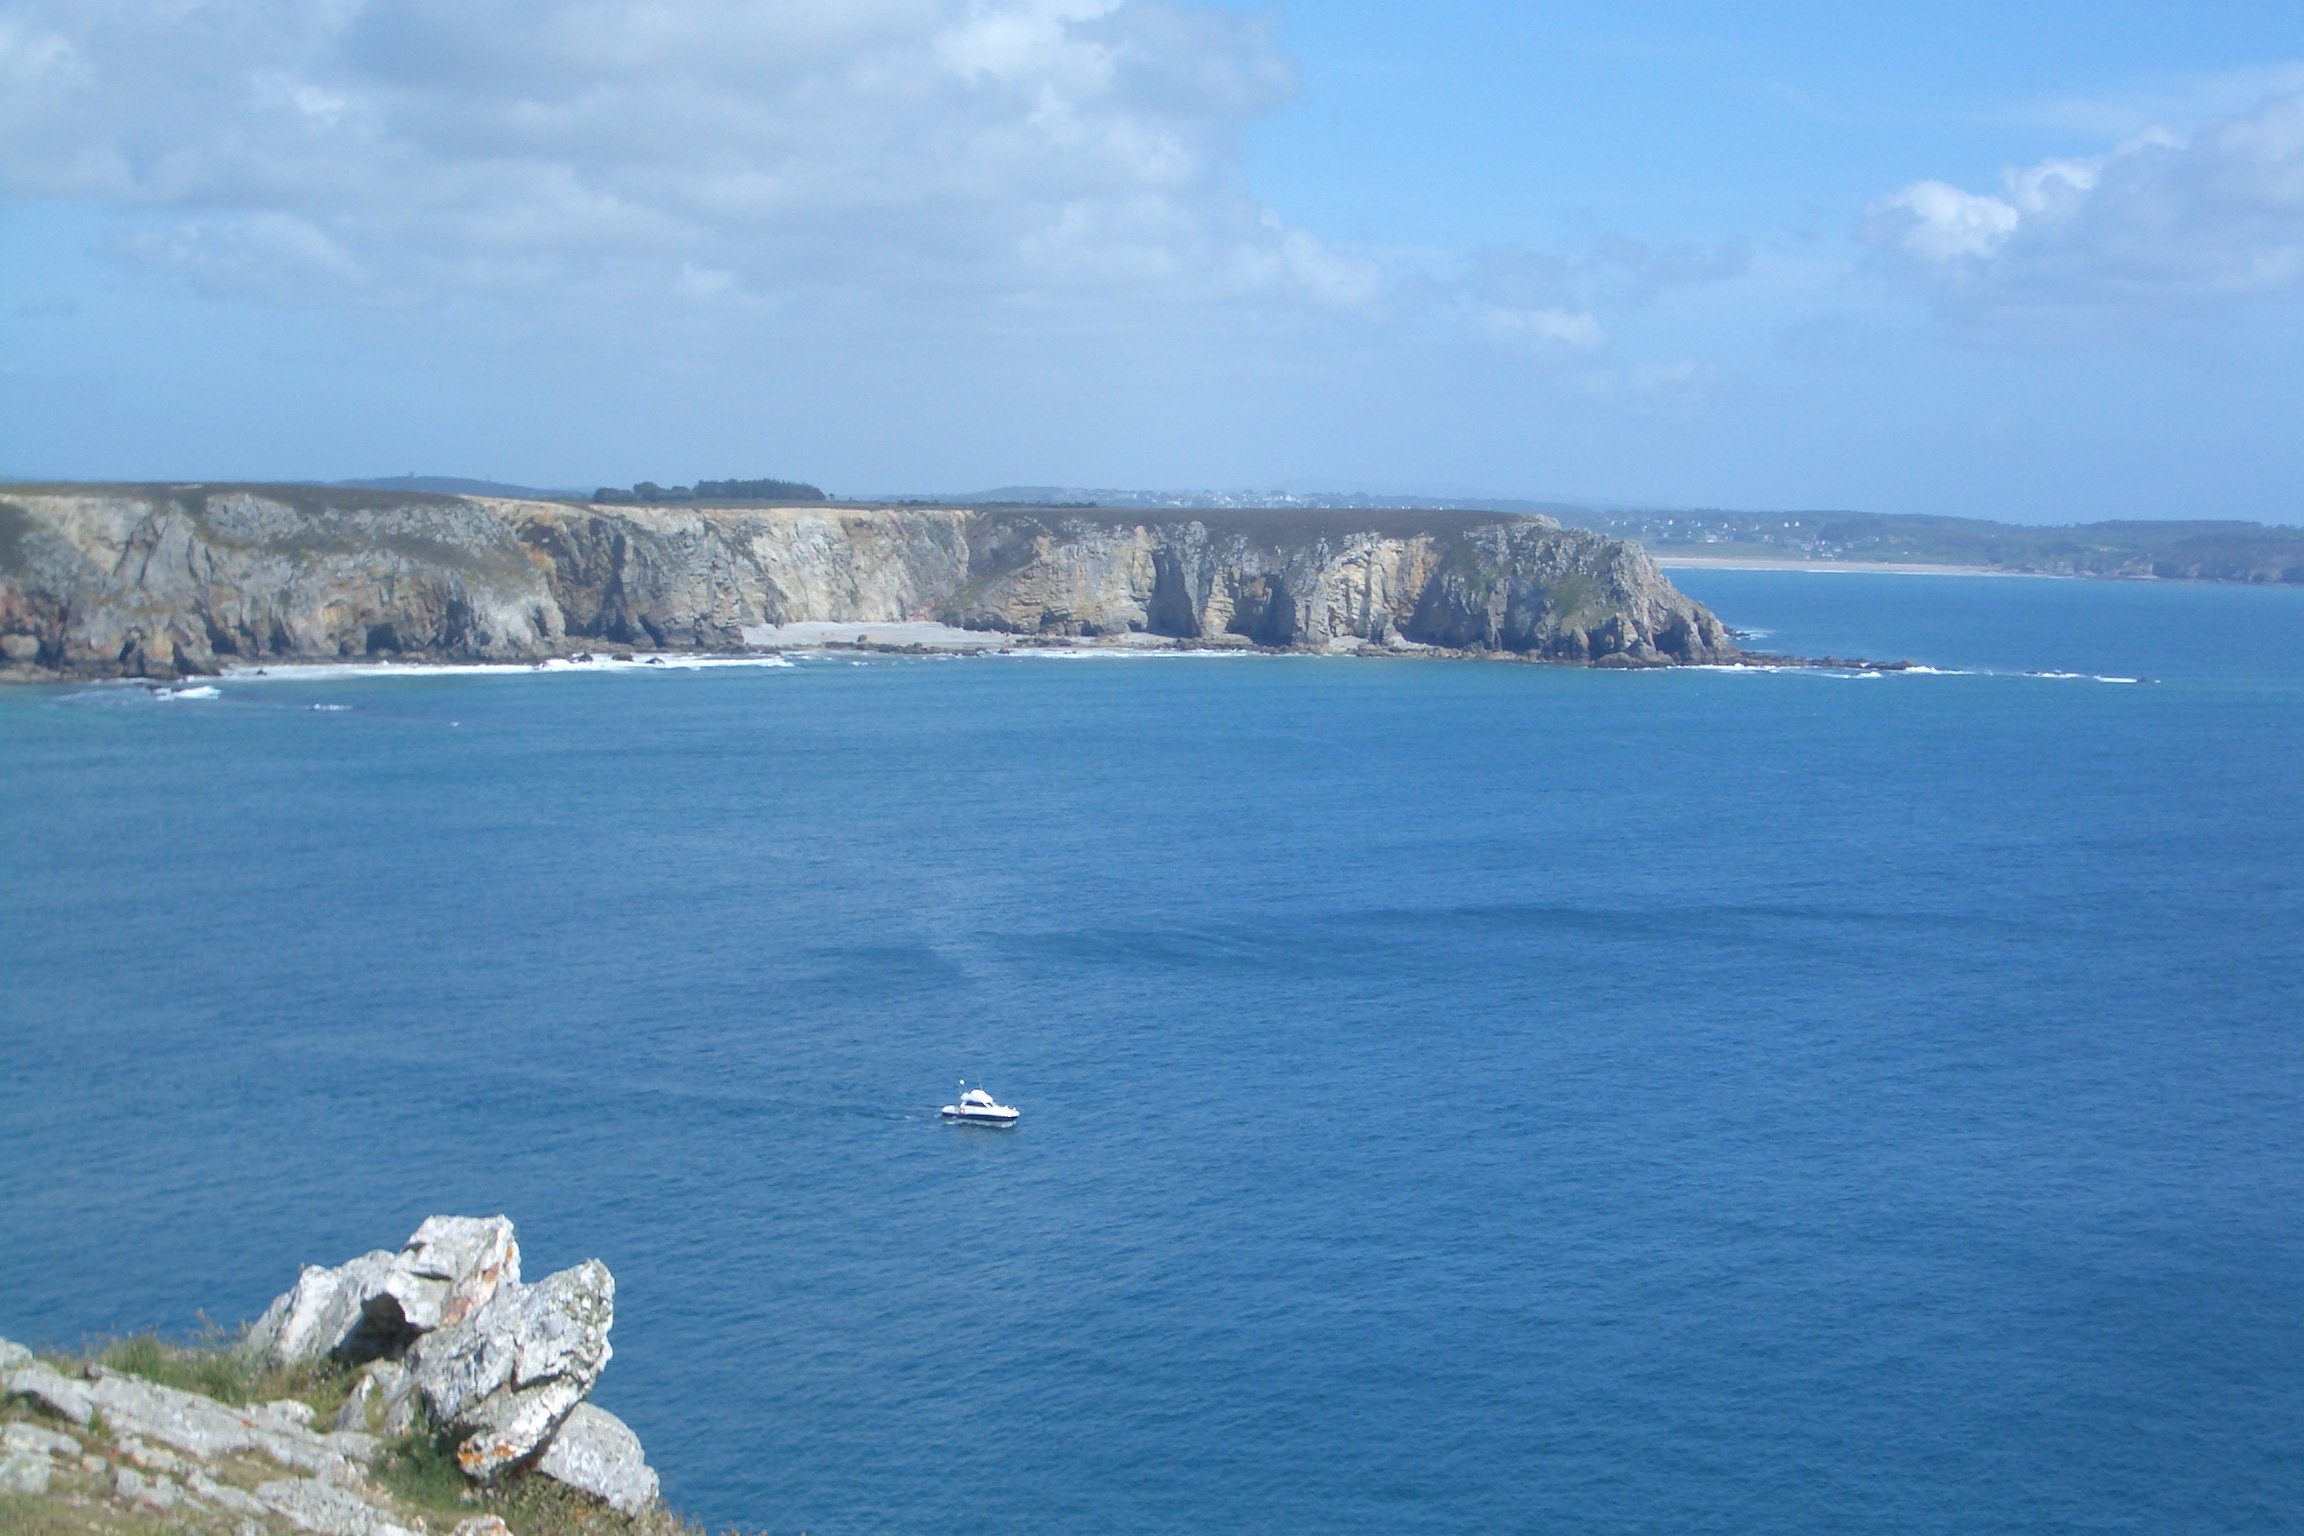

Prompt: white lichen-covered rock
xmin=365 ymin=1216 xmax=520 ymax=1346
xmin=332 ymin=1359 xmax=416 ymax=1436
xmin=406 ymin=1259 xmax=614 ymax=1481
xmin=537 ymin=1402 xmax=659 ymax=1514
xmin=1 ymin=1356 xmax=94 ymax=1425
xmin=258 ymin=1475 xmax=427 ymax=1536
xmin=3 ymin=1357 xmax=374 ymax=1480
xmin=2 ymin=1421 xmax=79 ymax=1458
xmin=0 ymin=1337 xmax=31 ymax=1371
xmin=244 ymin=1250 xmax=396 ymax=1364
xmin=0 ymin=1449 xmax=51 ymax=1494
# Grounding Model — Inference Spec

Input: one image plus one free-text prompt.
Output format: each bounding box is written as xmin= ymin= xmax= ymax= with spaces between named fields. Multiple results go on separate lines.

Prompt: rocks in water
xmin=537 ymin=1403 xmax=660 ymax=1515
xmin=244 ymin=1249 xmax=397 ymax=1365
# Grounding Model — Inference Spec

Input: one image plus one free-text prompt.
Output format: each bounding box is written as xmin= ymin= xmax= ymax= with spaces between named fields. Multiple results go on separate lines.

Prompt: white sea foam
xmin=2023 ymin=670 xmax=2145 ymax=684
xmin=223 ymin=653 xmax=795 ymax=683
xmin=985 ymin=646 xmax=1273 ymax=661
xmin=152 ymin=684 xmax=221 ymax=699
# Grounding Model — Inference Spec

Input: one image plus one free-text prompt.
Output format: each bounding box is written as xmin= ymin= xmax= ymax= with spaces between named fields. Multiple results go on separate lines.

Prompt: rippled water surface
xmin=4 ymin=571 xmax=2302 ymax=1534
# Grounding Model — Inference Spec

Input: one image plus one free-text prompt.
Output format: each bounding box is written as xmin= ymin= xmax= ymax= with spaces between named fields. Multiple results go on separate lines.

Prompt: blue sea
xmin=4 ymin=570 xmax=2302 ymax=1535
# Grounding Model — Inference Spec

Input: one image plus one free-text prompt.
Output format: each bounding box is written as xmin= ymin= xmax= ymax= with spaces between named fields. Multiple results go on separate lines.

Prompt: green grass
xmin=83 ymin=1332 xmax=358 ymax=1422
xmin=17 ymin=1335 xmax=756 ymax=1536
xmin=372 ymin=1429 xmax=477 ymax=1519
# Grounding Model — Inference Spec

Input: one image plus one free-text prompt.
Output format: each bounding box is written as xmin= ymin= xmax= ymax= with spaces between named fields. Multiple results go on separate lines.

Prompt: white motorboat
xmin=940 ymin=1081 xmax=1020 ymax=1126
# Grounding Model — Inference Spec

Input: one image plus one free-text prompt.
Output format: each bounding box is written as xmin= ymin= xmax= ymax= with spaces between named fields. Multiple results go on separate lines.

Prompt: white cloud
xmin=0 ymin=0 xmax=1357 ymax=317
xmin=1877 ymin=181 xmax=2021 ymax=261
xmin=1870 ymin=92 xmax=2304 ymax=310
xmin=1482 ymin=307 xmax=1606 ymax=350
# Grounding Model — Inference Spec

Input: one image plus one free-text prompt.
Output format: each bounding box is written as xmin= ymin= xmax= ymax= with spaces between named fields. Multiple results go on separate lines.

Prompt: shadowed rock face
xmin=0 ymin=487 xmax=1736 ymax=677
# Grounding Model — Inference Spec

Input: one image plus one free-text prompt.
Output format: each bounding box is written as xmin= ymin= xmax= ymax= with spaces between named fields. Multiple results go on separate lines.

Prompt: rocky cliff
xmin=2 ymin=1216 xmax=670 ymax=1536
xmin=0 ymin=486 xmax=1736 ymax=678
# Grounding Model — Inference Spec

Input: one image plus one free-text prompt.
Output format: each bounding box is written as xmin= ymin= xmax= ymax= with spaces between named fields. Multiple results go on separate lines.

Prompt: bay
xmin=3 ymin=569 xmax=2301 ymax=1534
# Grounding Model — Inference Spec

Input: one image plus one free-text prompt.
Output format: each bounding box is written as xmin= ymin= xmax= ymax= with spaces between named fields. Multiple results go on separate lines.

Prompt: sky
xmin=1 ymin=0 xmax=2300 ymax=521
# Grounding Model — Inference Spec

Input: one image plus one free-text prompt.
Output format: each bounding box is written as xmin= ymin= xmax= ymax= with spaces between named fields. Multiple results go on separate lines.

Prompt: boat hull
xmin=940 ymin=1108 xmax=1019 ymax=1126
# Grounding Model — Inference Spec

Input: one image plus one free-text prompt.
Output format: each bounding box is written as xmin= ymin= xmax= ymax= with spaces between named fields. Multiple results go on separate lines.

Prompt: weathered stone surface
xmin=259 ymin=1398 xmax=319 ymax=1431
xmin=450 ymin=1517 xmax=513 ymax=1536
xmin=0 ymin=489 xmax=1736 ymax=675
xmin=258 ymin=1475 xmax=426 ymax=1536
xmin=116 ymin=1433 xmax=190 ymax=1474
xmin=0 ymin=1449 xmax=51 ymax=1494
xmin=537 ymin=1402 xmax=659 ymax=1514
xmin=5 ymin=1357 xmax=373 ymax=1480
xmin=244 ymin=1250 xmax=396 ymax=1364
xmin=185 ymin=1466 xmax=272 ymax=1517
xmin=408 ymin=1260 xmax=614 ymax=1481
xmin=2 ymin=1421 xmax=79 ymax=1458
xmin=365 ymin=1216 xmax=520 ymax=1348
xmin=2 ymin=1357 xmax=95 ymax=1425
xmin=0 ymin=1337 xmax=31 ymax=1371
xmin=114 ymin=1462 xmax=183 ymax=1509
xmin=332 ymin=1359 xmax=414 ymax=1436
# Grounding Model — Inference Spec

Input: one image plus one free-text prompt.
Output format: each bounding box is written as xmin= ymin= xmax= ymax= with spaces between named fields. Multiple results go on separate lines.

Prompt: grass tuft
xmin=86 ymin=1329 xmax=358 ymax=1420
xmin=374 ymin=1428 xmax=479 ymax=1519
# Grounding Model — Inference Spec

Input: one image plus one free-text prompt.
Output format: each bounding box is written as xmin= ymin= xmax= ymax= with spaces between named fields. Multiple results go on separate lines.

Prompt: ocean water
xmin=3 ymin=570 xmax=2302 ymax=1535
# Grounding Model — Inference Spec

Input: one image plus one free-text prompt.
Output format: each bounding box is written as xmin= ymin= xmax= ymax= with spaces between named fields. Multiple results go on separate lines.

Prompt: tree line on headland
xmin=591 ymin=477 xmax=826 ymax=504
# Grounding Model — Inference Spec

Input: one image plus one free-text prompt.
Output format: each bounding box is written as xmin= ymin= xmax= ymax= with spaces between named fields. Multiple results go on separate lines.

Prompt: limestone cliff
xmin=0 ymin=486 xmax=1735 ymax=677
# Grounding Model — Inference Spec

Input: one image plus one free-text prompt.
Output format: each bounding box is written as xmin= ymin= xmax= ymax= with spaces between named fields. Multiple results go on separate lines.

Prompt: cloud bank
xmin=1871 ymin=91 xmax=2304 ymax=311
xmin=0 ymin=0 xmax=1377 ymax=314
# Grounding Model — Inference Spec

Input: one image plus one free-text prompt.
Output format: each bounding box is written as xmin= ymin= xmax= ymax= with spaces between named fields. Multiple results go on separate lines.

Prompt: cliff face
xmin=0 ymin=487 xmax=1735 ymax=677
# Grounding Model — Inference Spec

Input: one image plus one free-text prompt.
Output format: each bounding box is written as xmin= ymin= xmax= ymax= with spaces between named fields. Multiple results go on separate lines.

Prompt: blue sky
xmin=2 ymin=1 xmax=2300 ymax=520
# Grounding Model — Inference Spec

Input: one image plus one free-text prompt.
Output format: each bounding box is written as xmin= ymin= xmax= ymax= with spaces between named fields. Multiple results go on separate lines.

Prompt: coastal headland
xmin=0 ymin=486 xmax=1737 ymax=680
xmin=1 ymin=1216 xmax=676 ymax=1536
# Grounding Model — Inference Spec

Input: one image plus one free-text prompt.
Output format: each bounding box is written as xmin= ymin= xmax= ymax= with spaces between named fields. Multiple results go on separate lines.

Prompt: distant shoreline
xmin=1655 ymin=555 xmax=2051 ymax=577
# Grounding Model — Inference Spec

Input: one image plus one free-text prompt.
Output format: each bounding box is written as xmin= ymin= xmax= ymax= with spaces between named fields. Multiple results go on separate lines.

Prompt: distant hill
xmin=328 ymin=478 xmax=2302 ymax=584
xmin=890 ymin=489 xmax=2304 ymax=584
xmin=1553 ymin=508 xmax=2304 ymax=584
xmin=595 ymin=478 xmax=827 ymax=504
xmin=336 ymin=475 xmax=583 ymax=499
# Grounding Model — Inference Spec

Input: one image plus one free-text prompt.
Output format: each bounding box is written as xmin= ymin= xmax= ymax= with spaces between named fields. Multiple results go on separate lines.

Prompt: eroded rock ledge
xmin=1 ymin=1215 xmax=664 ymax=1535
xmin=0 ymin=487 xmax=1736 ymax=678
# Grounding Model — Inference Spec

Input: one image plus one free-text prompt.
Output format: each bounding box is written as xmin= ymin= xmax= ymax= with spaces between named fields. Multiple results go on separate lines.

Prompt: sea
xmin=3 ymin=569 xmax=2301 ymax=1535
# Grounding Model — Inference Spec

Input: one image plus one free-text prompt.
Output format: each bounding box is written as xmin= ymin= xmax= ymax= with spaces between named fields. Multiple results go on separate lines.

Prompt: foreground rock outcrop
xmin=1 ymin=1215 xmax=663 ymax=1534
xmin=0 ymin=486 xmax=1735 ymax=677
